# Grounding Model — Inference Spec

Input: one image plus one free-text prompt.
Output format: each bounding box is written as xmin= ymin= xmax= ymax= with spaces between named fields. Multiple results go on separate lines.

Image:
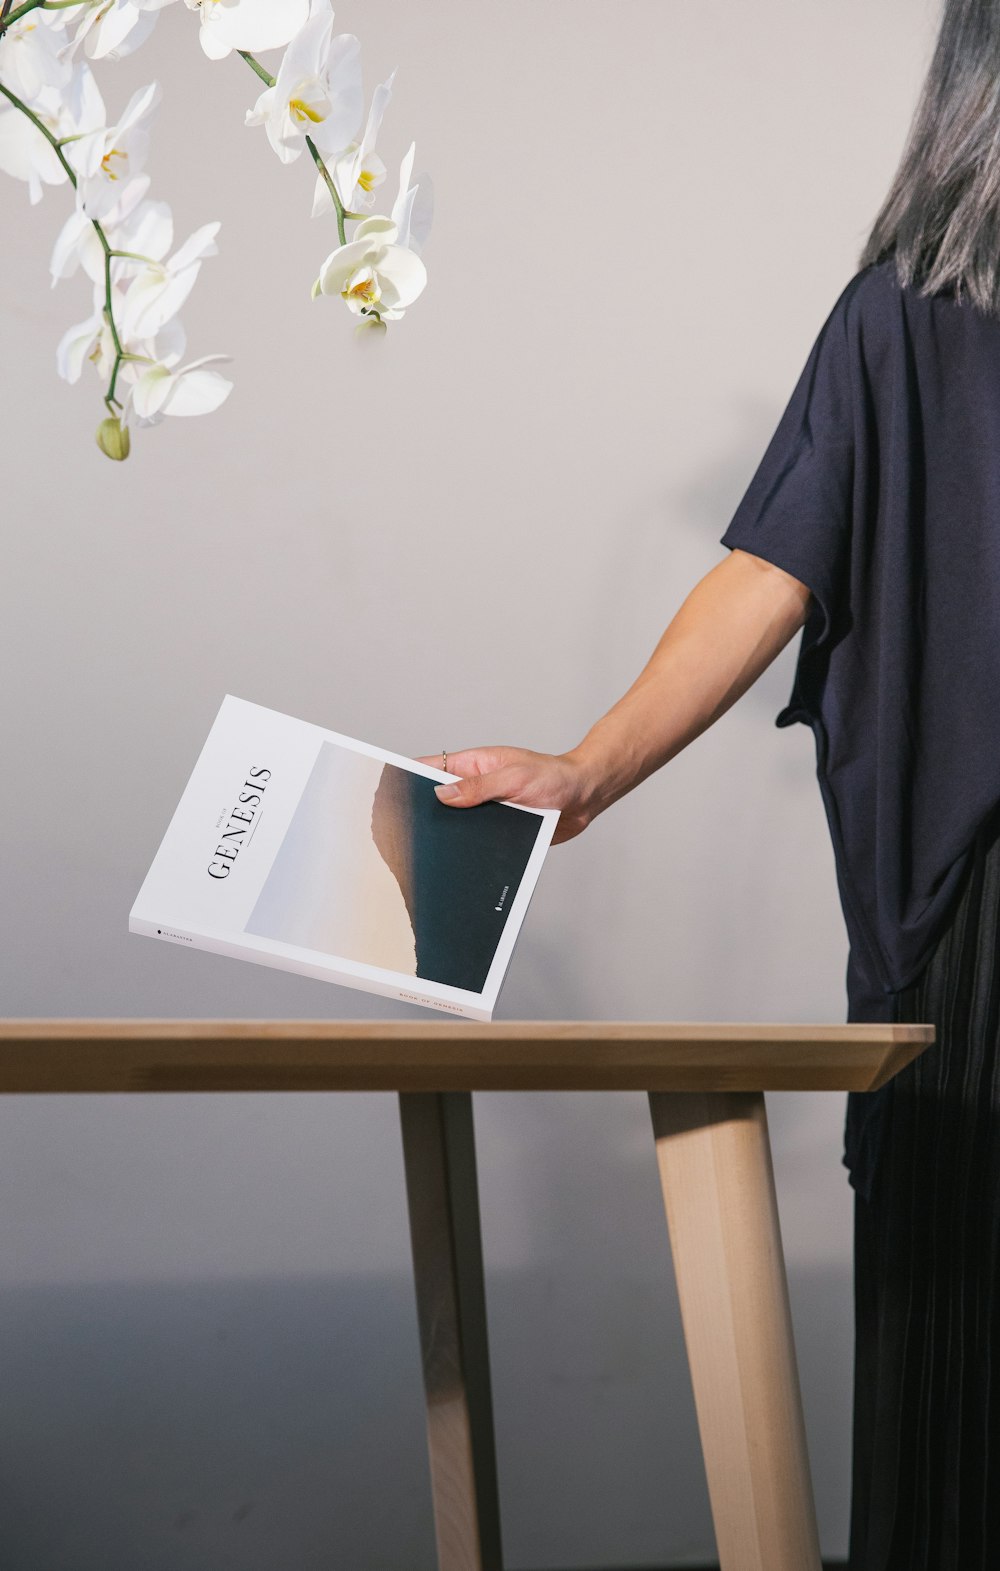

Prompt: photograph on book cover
xmin=245 ymin=739 xmax=542 ymax=992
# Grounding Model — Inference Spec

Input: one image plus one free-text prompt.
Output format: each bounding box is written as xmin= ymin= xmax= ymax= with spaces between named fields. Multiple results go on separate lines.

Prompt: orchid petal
xmin=122 ymin=197 xmax=174 ymax=262
xmin=308 ymin=31 xmax=363 ymax=157
xmin=0 ymin=10 xmax=73 ymax=97
xmin=245 ymin=86 xmax=276 ymax=127
xmin=167 ymin=221 xmax=220 ymax=272
xmin=65 ymin=126 xmax=105 ymax=182
xmin=0 ymin=108 xmax=68 ymax=190
xmin=352 ymin=215 xmax=397 ymax=243
xmin=201 ymin=0 xmax=308 ymax=56
xmin=391 ymin=183 xmax=416 ymax=252
xmin=310 ymin=171 xmax=334 ymax=218
xmin=64 ymin=61 xmax=107 ymax=135
xmin=317 ymin=236 xmax=375 ymax=294
xmin=103 ymin=173 xmax=152 ymax=226
xmin=168 ymin=353 xmax=233 ymax=374
xmin=159 ymin=366 xmax=233 ymax=417
xmin=199 ymin=24 xmax=232 ymax=60
xmin=358 ymin=68 xmax=396 ymax=159
xmin=84 ymin=4 xmax=157 ymax=62
xmin=56 ymin=313 xmax=101 ymax=384
xmin=275 ymin=0 xmax=333 ymax=90
xmin=50 ymin=208 xmax=93 ymax=283
xmin=152 ymin=317 xmax=187 ymax=367
xmin=130 ymin=364 xmax=173 ymax=418
xmin=121 ymin=261 xmax=200 ymax=339
xmin=329 ymin=142 xmax=359 ymax=208
xmin=374 ymin=243 xmax=427 ymax=309
xmin=115 ymin=80 xmax=161 ymax=138
xmin=407 ymin=173 xmax=434 ymax=255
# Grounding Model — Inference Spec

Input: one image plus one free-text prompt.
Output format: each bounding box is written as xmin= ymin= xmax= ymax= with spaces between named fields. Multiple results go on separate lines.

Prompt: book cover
xmin=129 ymin=695 xmax=559 ymax=1019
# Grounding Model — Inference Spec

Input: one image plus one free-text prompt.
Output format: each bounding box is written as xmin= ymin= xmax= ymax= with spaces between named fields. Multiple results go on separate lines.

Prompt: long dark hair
xmin=859 ymin=0 xmax=1000 ymax=316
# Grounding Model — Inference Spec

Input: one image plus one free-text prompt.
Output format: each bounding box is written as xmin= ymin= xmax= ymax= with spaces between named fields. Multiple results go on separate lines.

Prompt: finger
xmin=434 ymin=767 xmax=513 ymax=807
xmin=444 ymin=748 xmax=512 ymax=778
xmin=415 ymin=748 xmax=510 ymax=777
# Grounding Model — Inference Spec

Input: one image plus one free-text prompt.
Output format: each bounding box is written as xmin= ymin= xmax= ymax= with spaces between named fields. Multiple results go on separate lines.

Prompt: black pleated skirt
xmin=849 ymin=798 xmax=1000 ymax=1570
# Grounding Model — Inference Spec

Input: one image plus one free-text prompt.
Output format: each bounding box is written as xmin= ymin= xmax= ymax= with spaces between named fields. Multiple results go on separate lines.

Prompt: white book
xmin=129 ymin=695 xmax=559 ymax=1020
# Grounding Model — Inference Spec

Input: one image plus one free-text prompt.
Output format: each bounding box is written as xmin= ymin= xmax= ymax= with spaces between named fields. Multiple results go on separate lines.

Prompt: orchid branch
xmin=236 ymin=49 xmax=273 ymax=88
xmin=1 ymin=0 xmax=426 ymax=456
xmin=0 ymin=78 xmax=129 ymax=416
xmin=237 ymin=47 xmax=349 ymax=247
xmin=305 ymin=133 xmax=346 ymax=246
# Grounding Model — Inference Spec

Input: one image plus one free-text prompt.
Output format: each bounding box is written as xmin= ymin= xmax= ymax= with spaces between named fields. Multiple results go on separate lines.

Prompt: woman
xmin=423 ymin=2 xmax=1000 ymax=1565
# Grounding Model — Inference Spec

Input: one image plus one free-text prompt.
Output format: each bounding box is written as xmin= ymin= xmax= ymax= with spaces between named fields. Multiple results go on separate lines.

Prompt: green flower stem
xmin=0 ymin=78 xmax=128 ymax=414
xmin=236 ymin=50 xmax=275 ymax=88
xmin=0 ymin=0 xmax=43 ymax=30
xmin=0 ymin=0 xmax=80 ymax=30
xmin=235 ymin=48 xmax=350 ymax=248
xmin=306 ymin=134 xmax=347 ymax=245
xmin=102 ymin=244 xmax=125 ymax=404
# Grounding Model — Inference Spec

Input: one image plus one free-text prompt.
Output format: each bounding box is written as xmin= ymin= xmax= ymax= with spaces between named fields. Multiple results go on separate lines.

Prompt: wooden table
xmin=0 ymin=1019 xmax=932 ymax=1571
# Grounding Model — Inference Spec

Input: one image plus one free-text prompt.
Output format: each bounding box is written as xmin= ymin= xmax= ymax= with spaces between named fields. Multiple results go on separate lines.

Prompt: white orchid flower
xmin=184 ymin=0 xmax=308 ymax=61
xmin=56 ymin=287 xmax=125 ymax=385
xmin=389 ymin=140 xmax=433 ymax=256
xmin=129 ymin=353 xmax=233 ymax=420
xmin=0 ymin=95 xmax=71 ymax=203
xmin=119 ymin=221 xmax=220 ymax=339
xmin=246 ymin=3 xmax=361 ymax=165
xmin=68 ymin=0 xmax=177 ymax=65
xmin=56 ymin=286 xmax=188 ymax=391
xmin=0 ymin=8 xmax=74 ymax=103
xmin=0 ymin=65 xmax=105 ymax=205
xmin=72 ymin=80 xmax=161 ymax=219
xmin=312 ymin=214 xmax=426 ymax=321
xmin=50 ymin=174 xmax=171 ymax=286
xmin=311 ymin=64 xmax=394 ymax=217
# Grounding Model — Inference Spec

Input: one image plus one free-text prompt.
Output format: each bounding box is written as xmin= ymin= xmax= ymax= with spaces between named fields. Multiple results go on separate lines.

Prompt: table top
xmin=0 ymin=1019 xmax=933 ymax=1093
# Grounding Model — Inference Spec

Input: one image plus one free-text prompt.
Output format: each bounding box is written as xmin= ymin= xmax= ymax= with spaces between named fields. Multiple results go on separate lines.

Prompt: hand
xmin=414 ymin=745 xmax=600 ymax=845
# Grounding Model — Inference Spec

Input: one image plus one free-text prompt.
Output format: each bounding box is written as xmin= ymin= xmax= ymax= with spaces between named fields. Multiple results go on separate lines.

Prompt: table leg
xmin=648 ymin=1090 xmax=822 ymax=1571
xmin=399 ymin=1091 xmax=503 ymax=1571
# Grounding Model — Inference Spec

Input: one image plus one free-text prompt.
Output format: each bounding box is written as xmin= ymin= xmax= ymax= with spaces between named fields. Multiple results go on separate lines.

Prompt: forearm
xmin=566 ymin=549 xmax=812 ymax=814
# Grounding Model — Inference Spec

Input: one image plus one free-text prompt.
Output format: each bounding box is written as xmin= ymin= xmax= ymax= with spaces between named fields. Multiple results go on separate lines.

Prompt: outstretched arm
xmin=420 ymin=548 xmax=812 ymax=845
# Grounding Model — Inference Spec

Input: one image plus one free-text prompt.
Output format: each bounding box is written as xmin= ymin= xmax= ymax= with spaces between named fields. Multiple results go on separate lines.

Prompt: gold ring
xmin=442 ymin=750 xmax=448 ymax=772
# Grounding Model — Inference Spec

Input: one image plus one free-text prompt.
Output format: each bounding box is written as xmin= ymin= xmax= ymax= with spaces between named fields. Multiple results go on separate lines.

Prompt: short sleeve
xmin=719 ymin=285 xmax=857 ymax=652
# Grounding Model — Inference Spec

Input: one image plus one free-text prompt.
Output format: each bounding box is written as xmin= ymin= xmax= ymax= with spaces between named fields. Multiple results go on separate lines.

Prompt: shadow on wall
xmin=0 ymin=1262 xmax=853 ymax=1571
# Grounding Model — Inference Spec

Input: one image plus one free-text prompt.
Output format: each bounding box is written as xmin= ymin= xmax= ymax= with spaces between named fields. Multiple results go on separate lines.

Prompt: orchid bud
xmin=96 ymin=416 xmax=131 ymax=461
xmin=354 ymin=314 xmax=387 ymax=341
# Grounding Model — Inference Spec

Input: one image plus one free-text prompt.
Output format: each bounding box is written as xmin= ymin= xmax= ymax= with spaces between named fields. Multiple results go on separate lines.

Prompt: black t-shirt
xmin=719 ymin=258 xmax=1000 ymax=1193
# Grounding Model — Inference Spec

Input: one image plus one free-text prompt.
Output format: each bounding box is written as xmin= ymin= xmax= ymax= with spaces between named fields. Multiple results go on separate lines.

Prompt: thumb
xmin=434 ymin=770 xmax=507 ymax=808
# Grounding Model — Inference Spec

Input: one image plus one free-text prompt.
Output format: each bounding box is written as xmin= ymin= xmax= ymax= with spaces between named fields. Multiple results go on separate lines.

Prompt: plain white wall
xmin=0 ymin=2 xmax=939 ymax=1566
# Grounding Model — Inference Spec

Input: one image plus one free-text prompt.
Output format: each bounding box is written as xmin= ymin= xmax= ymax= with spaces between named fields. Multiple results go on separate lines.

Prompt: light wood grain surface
xmin=0 ymin=1019 xmax=932 ymax=1093
xmin=650 ymin=1090 xmax=822 ymax=1571
xmin=400 ymin=1093 xmax=503 ymax=1571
